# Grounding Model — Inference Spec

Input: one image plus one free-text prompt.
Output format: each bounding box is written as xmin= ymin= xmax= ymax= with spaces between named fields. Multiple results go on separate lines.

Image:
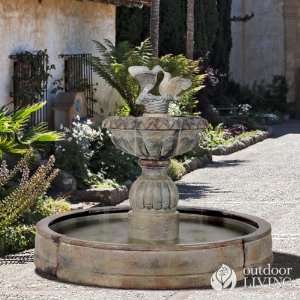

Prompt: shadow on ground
xmin=177 ymin=182 xmax=232 ymax=200
xmin=270 ymin=121 xmax=300 ymax=138
xmin=272 ymin=251 xmax=300 ymax=280
xmin=206 ymin=160 xmax=248 ymax=168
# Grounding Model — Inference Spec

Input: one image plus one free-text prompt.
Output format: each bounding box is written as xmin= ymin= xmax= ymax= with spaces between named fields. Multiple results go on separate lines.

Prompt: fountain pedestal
xmin=102 ymin=115 xmax=207 ymax=243
xmin=129 ymin=159 xmax=179 ymax=242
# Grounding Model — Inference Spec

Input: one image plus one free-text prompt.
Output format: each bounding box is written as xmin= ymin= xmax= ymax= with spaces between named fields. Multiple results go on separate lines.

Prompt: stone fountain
xmin=35 ymin=66 xmax=272 ymax=289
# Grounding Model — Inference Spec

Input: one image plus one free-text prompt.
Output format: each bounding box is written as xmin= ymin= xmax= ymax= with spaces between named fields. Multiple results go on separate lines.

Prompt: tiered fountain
xmin=35 ymin=66 xmax=272 ymax=289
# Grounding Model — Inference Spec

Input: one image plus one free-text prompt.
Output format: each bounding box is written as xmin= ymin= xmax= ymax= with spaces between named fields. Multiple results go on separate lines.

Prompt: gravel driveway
xmin=0 ymin=122 xmax=299 ymax=300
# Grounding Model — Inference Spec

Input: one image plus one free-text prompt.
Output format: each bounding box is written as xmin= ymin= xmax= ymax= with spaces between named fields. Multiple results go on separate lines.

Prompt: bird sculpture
xmin=158 ymin=70 xmax=192 ymax=99
xmin=128 ymin=65 xmax=192 ymax=114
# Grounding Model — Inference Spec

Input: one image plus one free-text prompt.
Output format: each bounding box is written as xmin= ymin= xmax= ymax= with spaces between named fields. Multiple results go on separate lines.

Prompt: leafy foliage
xmin=159 ymin=54 xmax=206 ymax=114
xmin=0 ymin=154 xmax=70 ymax=255
xmin=225 ymin=76 xmax=288 ymax=114
xmin=91 ymin=39 xmax=206 ymax=116
xmin=167 ymin=159 xmax=186 ymax=181
xmin=90 ymin=39 xmax=154 ymax=116
xmin=0 ymin=196 xmax=70 ymax=256
xmin=12 ymin=49 xmax=55 ymax=107
xmin=0 ymin=225 xmax=36 ymax=255
xmin=0 ymin=102 xmax=63 ymax=158
xmin=21 ymin=196 xmax=71 ymax=225
xmin=0 ymin=155 xmax=58 ymax=230
xmin=55 ymin=117 xmax=103 ymax=187
xmin=55 ymin=117 xmax=139 ymax=187
xmin=199 ymin=123 xmax=233 ymax=151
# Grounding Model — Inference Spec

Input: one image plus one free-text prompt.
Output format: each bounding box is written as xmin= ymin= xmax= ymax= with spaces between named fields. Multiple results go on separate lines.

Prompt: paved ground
xmin=1 ymin=122 xmax=300 ymax=300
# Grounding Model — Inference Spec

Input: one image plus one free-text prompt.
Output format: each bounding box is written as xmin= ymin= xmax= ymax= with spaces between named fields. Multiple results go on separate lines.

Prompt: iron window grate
xmin=10 ymin=51 xmax=49 ymax=125
xmin=59 ymin=53 xmax=94 ymax=117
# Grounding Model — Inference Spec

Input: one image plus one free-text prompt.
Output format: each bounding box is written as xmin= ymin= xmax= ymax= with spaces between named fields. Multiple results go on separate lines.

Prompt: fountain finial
xmin=128 ymin=65 xmax=192 ymax=114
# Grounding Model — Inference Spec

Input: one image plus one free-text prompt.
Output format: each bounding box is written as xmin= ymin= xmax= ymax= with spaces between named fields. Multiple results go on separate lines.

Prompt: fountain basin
xmin=35 ymin=206 xmax=272 ymax=289
xmin=103 ymin=116 xmax=208 ymax=160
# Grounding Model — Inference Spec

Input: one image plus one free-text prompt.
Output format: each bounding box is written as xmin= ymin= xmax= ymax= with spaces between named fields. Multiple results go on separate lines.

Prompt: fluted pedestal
xmin=129 ymin=160 xmax=179 ymax=243
xmin=102 ymin=115 xmax=208 ymax=243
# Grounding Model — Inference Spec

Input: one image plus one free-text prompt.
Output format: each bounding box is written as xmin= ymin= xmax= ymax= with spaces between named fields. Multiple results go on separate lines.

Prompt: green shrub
xmin=0 ymin=156 xmax=58 ymax=229
xmin=90 ymin=179 xmax=120 ymax=190
xmin=0 ymin=102 xmax=63 ymax=158
xmin=253 ymin=76 xmax=288 ymax=113
xmin=21 ymin=196 xmax=71 ymax=225
xmin=0 ymin=225 xmax=36 ymax=256
xmin=159 ymin=54 xmax=206 ymax=115
xmin=224 ymin=76 xmax=288 ymax=114
xmin=37 ymin=197 xmax=71 ymax=216
xmin=167 ymin=159 xmax=186 ymax=181
xmin=55 ymin=117 xmax=104 ymax=187
xmin=0 ymin=155 xmax=68 ymax=256
xmin=199 ymin=124 xmax=232 ymax=151
xmin=0 ymin=195 xmax=70 ymax=256
xmin=56 ymin=118 xmax=140 ymax=186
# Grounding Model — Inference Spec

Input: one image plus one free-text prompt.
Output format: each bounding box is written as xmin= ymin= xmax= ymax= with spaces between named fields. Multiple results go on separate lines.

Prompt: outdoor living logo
xmin=210 ymin=264 xmax=237 ymax=290
xmin=210 ymin=264 xmax=294 ymax=290
xmin=243 ymin=264 xmax=293 ymax=288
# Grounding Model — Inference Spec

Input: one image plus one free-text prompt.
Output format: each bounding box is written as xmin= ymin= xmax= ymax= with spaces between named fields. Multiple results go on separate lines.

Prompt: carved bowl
xmin=102 ymin=116 xmax=208 ymax=160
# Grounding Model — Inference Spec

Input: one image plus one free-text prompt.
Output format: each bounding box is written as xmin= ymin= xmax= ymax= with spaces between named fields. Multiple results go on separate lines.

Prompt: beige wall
xmin=0 ymin=0 xmax=119 ymax=118
xmin=230 ymin=0 xmax=285 ymax=86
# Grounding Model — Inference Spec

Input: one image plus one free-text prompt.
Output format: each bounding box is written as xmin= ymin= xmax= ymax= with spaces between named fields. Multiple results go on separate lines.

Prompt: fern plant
xmin=91 ymin=39 xmax=207 ymax=116
xmin=0 ymin=102 xmax=63 ymax=158
xmin=91 ymin=39 xmax=154 ymax=116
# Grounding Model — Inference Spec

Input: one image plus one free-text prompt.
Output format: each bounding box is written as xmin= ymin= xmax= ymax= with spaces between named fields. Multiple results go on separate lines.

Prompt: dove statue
xmin=158 ymin=70 xmax=192 ymax=99
xmin=128 ymin=65 xmax=192 ymax=114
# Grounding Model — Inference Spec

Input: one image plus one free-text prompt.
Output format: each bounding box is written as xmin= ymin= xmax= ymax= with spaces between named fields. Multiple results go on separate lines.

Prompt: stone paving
xmin=0 ymin=122 xmax=300 ymax=299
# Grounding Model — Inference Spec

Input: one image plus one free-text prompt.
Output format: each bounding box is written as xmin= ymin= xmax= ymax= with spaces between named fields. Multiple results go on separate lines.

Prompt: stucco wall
xmin=0 ymin=0 xmax=119 ymax=118
xmin=230 ymin=0 xmax=285 ymax=86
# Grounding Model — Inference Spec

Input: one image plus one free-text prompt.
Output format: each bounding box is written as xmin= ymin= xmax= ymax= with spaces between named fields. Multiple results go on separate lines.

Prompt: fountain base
xmin=35 ymin=206 xmax=272 ymax=289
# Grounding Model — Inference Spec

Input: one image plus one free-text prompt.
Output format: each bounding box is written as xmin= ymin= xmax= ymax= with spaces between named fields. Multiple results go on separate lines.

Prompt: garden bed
xmin=211 ymin=130 xmax=269 ymax=155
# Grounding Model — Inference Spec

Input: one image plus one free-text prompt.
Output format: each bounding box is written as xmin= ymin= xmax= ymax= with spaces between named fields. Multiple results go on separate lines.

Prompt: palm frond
xmin=0 ymin=102 xmax=62 ymax=157
xmin=11 ymin=102 xmax=46 ymax=132
xmin=128 ymin=38 xmax=154 ymax=67
xmin=90 ymin=56 xmax=130 ymax=101
xmin=0 ymin=136 xmax=27 ymax=159
xmin=21 ymin=123 xmax=64 ymax=145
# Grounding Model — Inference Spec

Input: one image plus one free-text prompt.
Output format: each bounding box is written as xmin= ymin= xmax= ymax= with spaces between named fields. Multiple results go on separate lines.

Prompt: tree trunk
xmin=150 ymin=0 xmax=161 ymax=56
xmin=186 ymin=0 xmax=195 ymax=59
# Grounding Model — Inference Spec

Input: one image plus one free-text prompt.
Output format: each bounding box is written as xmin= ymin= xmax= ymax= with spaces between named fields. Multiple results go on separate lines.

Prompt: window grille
xmin=10 ymin=51 xmax=49 ymax=124
xmin=59 ymin=53 xmax=94 ymax=117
